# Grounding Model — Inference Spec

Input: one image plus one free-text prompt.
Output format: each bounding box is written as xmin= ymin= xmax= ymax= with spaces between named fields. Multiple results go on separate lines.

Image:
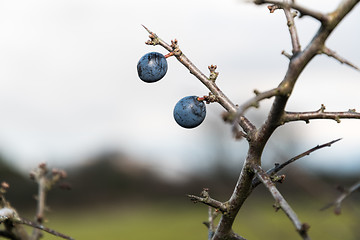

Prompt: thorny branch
xmin=188 ymin=188 xmax=228 ymax=214
xmin=322 ymin=47 xmax=360 ymax=70
xmin=19 ymin=218 xmax=74 ymax=240
xmin=229 ymin=88 xmax=280 ymax=126
xmin=252 ymin=138 xmax=342 ymax=189
xmin=252 ymin=164 xmax=311 ymax=240
xmin=282 ymin=1 xmax=301 ymax=54
xmin=321 ymin=180 xmax=360 ymax=214
xmin=283 ymin=105 xmax=360 ymax=124
xmin=142 ymin=0 xmax=359 ymax=239
xmin=255 ymin=0 xmax=327 ymax=22
xmin=204 ymin=207 xmax=218 ymax=240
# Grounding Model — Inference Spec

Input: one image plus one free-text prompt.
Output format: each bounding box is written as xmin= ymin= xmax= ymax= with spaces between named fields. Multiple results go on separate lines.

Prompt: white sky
xmin=0 ymin=0 xmax=359 ymax=177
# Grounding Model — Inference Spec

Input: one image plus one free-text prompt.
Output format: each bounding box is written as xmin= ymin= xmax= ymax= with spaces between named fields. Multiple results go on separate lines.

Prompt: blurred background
xmin=0 ymin=0 xmax=359 ymax=239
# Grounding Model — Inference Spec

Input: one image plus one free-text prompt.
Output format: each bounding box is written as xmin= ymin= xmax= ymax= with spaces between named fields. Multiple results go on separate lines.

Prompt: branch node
xmin=187 ymin=188 xmax=228 ymax=214
xmin=268 ymin=4 xmax=281 ymax=13
xmin=281 ymin=50 xmax=292 ymax=59
xmin=208 ymin=65 xmax=219 ymax=82
xmin=198 ymin=92 xmax=218 ymax=104
xmin=142 ymin=25 xmax=160 ymax=46
xmin=253 ymin=89 xmax=260 ymax=96
xmin=300 ymin=223 xmax=311 ymax=234
xmin=318 ymin=104 xmax=326 ymax=113
xmin=292 ymin=10 xmax=298 ymax=18
xmin=335 ymin=116 xmax=341 ymax=123
xmin=270 ymin=174 xmax=286 ymax=184
xmin=273 ymin=201 xmax=281 ymax=212
xmin=170 ymin=39 xmax=182 ymax=56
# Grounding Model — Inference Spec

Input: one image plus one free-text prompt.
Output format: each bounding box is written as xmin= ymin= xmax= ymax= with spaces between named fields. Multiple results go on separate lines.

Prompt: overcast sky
xmin=0 ymin=0 xmax=359 ymax=178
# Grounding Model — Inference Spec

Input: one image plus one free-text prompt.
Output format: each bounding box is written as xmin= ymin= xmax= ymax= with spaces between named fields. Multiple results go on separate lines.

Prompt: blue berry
xmin=137 ymin=52 xmax=168 ymax=83
xmin=173 ymin=96 xmax=206 ymax=128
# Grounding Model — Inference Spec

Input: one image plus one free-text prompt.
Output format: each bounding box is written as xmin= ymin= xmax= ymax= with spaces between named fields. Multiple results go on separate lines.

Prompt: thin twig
xmin=18 ymin=218 xmax=75 ymax=240
xmin=322 ymin=47 xmax=360 ymax=71
xmin=271 ymin=138 xmax=341 ymax=172
xmin=204 ymin=207 xmax=217 ymax=240
xmin=187 ymin=189 xmax=228 ymax=213
xmin=29 ymin=164 xmax=71 ymax=240
xmin=254 ymin=0 xmax=327 ymax=22
xmin=281 ymin=50 xmax=293 ymax=59
xmin=321 ymin=180 xmax=360 ymax=214
xmin=252 ymin=138 xmax=342 ymax=188
xmin=233 ymin=87 xmax=280 ymax=125
xmin=31 ymin=164 xmax=48 ymax=240
xmin=283 ymin=1 xmax=301 ymax=53
xmin=283 ymin=108 xmax=360 ymax=124
xmin=252 ymin=164 xmax=311 ymax=240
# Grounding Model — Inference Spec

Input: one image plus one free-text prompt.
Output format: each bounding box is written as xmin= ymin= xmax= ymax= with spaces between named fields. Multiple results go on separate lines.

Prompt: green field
xmin=32 ymin=199 xmax=360 ymax=240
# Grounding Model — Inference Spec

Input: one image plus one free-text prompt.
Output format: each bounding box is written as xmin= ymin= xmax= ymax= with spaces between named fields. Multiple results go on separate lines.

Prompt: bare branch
xmin=18 ymin=218 xmax=75 ymax=240
xmin=29 ymin=163 xmax=70 ymax=240
xmin=188 ymin=188 xmax=228 ymax=213
xmin=229 ymin=88 xmax=281 ymax=138
xmin=252 ymin=164 xmax=311 ymax=240
xmin=142 ymin=1 xmax=360 ymax=239
xmin=252 ymin=138 xmax=342 ymax=188
xmin=203 ymin=207 xmax=221 ymax=240
xmin=283 ymin=106 xmax=360 ymax=124
xmin=254 ymin=0 xmax=360 ymax=144
xmin=283 ymin=3 xmax=301 ymax=53
xmin=269 ymin=138 xmax=341 ymax=173
xmin=321 ymin=180 xmax=360 ymax=214
xmin=30 ymin=164 xmax=49 ymax=240
xmin=213 ymin=161 xmax=255 ymax=240
xmin=142 ymin=25 xmax=256 ymax=134
xmin=216 ymin=1 xmax=360 ymax=239
xmin=254 ymin=0 xmax=327 ymax=22
xmin=233 ymin=87 xmax=281 ymax=120
xmin=322 ymin=47 xmax=360 ymax=71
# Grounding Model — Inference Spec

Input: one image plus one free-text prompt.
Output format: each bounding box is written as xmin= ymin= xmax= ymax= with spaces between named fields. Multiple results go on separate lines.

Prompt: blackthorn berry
xmin=173 ymin=96 xmax=206 ymax=128
xmin=137 ymin=52 xmax=168 ymax=83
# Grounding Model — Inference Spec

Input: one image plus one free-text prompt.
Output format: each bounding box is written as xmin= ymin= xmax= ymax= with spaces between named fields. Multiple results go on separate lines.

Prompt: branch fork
xmin=251 ymin=164 xmax=311 ymax=240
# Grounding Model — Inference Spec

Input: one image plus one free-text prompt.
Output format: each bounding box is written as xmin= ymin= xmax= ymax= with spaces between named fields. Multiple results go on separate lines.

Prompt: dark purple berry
xmin=173 ymin=96 xmax=206 ymax=128
xmin=137 ymin=52 xmax=168 ymax=83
